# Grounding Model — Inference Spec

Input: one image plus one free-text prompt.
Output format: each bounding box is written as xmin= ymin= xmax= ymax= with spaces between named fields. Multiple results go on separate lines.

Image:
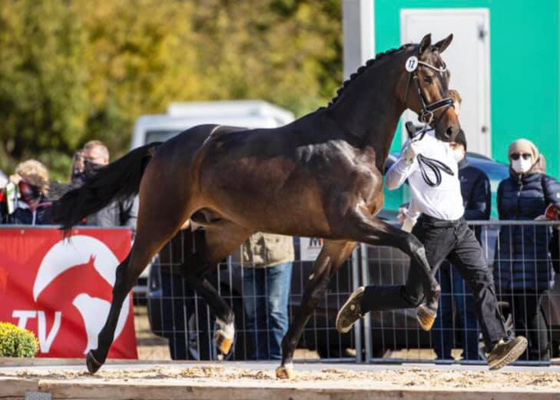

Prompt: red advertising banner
xmin=0 ymin=227 xmax=137 ymax=359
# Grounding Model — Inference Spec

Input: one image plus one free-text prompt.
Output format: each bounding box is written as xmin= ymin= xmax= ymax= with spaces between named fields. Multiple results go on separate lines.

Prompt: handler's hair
xmin=448 ymin=89 xmax=462 ymax=104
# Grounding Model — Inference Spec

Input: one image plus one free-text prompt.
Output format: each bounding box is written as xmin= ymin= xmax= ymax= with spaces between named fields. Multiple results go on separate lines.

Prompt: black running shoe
xmin=487 ymin=336 xmax=528 ymax=370
xmin=336 ymin=286 xmax=365 ymax=334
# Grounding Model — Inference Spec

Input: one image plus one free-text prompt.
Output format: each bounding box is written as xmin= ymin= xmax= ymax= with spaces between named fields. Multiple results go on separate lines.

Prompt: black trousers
xmin=361 ymin=215 xmax=508 ymax=351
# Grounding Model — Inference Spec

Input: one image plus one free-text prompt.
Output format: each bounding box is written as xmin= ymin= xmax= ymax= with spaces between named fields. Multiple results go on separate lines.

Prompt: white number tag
xmin=405 ymin=56 xmax=418 ymax=72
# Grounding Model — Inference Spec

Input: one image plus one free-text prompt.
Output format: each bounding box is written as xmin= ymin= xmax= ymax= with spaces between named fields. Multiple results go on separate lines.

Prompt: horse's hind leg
xmin=179 ymin=225 xmax=251 ymax=356
xmin=86 ymin=185 xmax=194 ymax=372
xmin=184 ymin=273 xmax=236 ymax=356
xmin=86 ymin=223 xmax=183 ymax=373
xmin=277 ymin=240 xmax=356 ymax=379
xmin=87 ymin=252 xmax=133 ymax=372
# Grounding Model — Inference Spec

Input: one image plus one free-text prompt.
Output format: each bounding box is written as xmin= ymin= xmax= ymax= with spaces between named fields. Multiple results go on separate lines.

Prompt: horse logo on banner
xmin=31 ymin=236 xmax=130 ymax=354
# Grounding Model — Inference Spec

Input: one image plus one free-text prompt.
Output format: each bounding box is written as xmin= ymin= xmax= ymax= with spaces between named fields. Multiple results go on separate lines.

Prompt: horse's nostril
xmin=445 ymin=127 xmax=453 ymax=138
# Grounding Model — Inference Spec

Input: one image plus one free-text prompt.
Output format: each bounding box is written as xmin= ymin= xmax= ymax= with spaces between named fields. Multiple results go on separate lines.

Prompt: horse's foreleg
xmin=277 ymin=241 xmax=356 ymax=379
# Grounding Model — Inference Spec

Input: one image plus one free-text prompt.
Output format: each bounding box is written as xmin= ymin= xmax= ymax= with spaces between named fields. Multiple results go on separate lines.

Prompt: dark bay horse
xmin=50 ymin=33 xmax=459 ymax=378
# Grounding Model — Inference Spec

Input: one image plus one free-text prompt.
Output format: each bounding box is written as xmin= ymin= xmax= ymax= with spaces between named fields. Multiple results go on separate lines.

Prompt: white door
xmin=400 ymin=8 xmax=491 ymax=156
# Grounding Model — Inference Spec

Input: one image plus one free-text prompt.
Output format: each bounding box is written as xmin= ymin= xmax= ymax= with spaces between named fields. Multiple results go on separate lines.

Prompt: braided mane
xmin=328 ymin=44 xmax=413 ymax=108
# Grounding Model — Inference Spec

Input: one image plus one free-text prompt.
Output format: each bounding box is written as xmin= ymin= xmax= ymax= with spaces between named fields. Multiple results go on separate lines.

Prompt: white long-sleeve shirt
xmin=386 ymin=130 xmax=464 ymax=222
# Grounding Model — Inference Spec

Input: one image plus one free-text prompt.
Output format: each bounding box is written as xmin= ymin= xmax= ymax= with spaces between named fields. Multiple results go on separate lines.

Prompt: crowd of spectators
xmin=0 ymin=140 xmax=137 ymax=229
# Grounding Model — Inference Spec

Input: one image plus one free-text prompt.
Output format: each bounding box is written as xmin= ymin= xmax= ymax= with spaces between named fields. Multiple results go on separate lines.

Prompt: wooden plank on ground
xmin=0 ymin=377 xmax=39 ymax=399
xmin=36 ymin=379 xmax=560 ymax=400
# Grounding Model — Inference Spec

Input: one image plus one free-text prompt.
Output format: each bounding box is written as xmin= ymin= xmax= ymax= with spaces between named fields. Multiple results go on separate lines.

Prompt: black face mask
xmin=71 ymin=171 xmax=86 ymax=185
xmin=19 ymin=181 xmax=42 ymax=203
xmin=83 ymin=160 xmax=104 ymax=178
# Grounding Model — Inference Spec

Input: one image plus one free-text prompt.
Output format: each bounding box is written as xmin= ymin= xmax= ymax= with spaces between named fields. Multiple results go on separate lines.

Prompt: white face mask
xmin=452 ymin=148 xmax=465 ymax=163
xmin=511 ymin=158 xmax=533 ymax=174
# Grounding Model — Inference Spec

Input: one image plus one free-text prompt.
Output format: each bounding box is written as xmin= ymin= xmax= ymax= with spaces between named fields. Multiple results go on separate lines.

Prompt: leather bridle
xmin=404 ymin=52 xmax=454 ymax=126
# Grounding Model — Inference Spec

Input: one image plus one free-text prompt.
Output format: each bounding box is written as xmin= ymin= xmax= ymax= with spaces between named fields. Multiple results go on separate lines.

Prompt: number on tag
xmin=405 ymin=56 xmax=418 ymax=72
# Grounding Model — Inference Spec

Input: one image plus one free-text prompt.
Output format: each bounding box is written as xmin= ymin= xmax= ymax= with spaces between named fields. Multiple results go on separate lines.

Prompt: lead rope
xmin=417 ymin=154 xmax=454 ymax=187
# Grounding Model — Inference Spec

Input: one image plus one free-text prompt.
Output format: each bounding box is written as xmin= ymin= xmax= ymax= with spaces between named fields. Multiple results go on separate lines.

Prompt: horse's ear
xmin=434 ymin=34 xmax=453 ymax=54
xmin=419 ymin=34 xmax=432 ymax=55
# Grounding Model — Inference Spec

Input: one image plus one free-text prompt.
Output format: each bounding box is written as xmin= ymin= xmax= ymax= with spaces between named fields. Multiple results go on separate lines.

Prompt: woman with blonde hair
xmin=495 ymin=139 xmax=560 ymax=361
xmin=3 ymin=160 xmax=52 ymax=225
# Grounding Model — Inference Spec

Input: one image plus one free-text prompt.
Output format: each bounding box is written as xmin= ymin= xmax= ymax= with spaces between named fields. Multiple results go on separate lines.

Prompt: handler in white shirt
xmin=387 ymin=128 xmax=464 ymax=230
xmin=336 ymin=90 xmax=527 ymax=370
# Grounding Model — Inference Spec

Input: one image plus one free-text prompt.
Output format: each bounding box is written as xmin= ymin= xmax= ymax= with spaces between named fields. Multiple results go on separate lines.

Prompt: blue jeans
xmin=434 ymin=261 xmax=480 ymax=360
xmin=242 ymin=262 xmax=293 ymax=360
xmin=158 ymin=269 xmax=197 ymax=360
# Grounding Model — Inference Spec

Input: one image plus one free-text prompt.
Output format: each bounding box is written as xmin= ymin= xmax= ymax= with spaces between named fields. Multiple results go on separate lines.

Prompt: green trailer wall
xmin=375 ymin=0 xmax=559 ymax=177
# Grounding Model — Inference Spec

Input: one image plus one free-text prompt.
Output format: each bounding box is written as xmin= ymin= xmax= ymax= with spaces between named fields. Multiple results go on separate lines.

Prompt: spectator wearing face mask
xmin=494 ymin=139 xmax=560 ymax=361
xmin=2 ymin=160 xmax=52 ymax=225
xmin=81 ymin=140 xmax=138 ymax=229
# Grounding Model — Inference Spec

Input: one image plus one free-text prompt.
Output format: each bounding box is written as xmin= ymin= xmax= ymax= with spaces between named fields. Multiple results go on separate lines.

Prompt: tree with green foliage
xmin=0 ymin=0 xmax=342 ymax=181
xmin=0 ymin=0 xmax=89 ymax=180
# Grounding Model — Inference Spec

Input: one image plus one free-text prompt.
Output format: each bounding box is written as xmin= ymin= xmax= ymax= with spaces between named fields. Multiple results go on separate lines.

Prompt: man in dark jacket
xmin=495 ymin=139 xmax=560 ymax=361
xmin=433 ymin=130 xmax=490 ymax=361
xmin=81 ymin=141 xmax=137 ymax=229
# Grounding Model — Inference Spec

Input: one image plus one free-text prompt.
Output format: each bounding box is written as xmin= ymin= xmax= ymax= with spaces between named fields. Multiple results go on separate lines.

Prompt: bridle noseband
xmin=404 ymin=53 xmax=454 ymax=126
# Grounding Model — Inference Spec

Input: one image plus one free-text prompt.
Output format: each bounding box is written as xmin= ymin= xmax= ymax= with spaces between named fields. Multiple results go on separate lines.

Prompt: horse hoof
xmin=417 ymin=304 xmax=437 ymax=331
xmin=215 ymin=330 xmax=233 ymax=355
xmin=86 ymin=351 xmax=103 ymax=374
xmin=276 ymin=365 xmax=296 ymax=380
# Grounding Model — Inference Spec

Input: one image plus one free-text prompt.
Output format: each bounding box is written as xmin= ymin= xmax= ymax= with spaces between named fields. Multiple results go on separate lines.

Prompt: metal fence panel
xmin=147 ymin=221 xmax=560 ymax=365
xmin=146 ymin=232 xmax=360 ymax=362
xmin=362 ymin=221 xmax=560 ymax=365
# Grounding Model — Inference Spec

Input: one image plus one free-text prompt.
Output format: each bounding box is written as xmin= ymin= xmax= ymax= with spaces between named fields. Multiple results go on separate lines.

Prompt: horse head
xmin=400 ymin=33 xmax=460 ymax=142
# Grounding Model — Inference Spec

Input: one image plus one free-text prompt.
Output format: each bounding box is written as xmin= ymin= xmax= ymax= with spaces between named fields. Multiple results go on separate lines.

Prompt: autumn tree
xmin=0 ymin=0 xmax=342 ymax=180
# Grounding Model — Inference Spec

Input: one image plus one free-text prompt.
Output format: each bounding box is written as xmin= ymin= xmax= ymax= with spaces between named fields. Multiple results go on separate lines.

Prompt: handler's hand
xmin=403 ymin=140 xmax=424 ymax=165
xmin=398 ymin=207 xmax=408 ymax=224
xmin=402 ymin=217 xmax=415 ymax=233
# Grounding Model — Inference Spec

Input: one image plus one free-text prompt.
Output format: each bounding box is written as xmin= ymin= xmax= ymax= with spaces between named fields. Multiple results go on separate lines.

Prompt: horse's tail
xmin=49 ymin=142 xmax=162 ymax=231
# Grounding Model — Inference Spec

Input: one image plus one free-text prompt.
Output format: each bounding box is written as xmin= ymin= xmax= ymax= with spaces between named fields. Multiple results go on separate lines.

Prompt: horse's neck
xmin=328 ymin=59 xmax=406 ymax=166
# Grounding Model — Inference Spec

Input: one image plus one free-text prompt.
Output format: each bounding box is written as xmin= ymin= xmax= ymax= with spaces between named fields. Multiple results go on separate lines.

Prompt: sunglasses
xmin=18 ymin=181 xmax=41 ymax=202
xmin=511 ymin=153 xmax=532 ymax=161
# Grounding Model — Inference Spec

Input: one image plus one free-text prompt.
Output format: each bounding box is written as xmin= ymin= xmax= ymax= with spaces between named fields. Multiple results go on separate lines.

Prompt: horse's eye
xmin=423 ymin=75 xmax=433 ymax=84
